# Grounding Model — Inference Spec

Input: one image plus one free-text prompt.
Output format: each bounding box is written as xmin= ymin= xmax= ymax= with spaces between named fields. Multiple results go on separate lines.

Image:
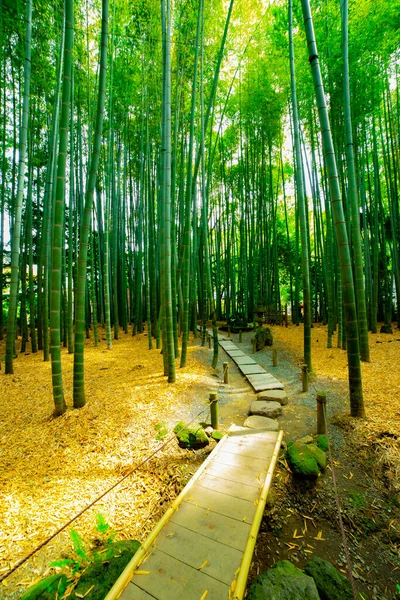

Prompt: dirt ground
xmin=1 ymin=323 xmax=400 ymax=599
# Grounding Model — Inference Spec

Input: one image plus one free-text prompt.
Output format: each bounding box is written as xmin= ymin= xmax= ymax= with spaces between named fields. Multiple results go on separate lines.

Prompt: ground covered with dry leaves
xmin=1 ymin=322 xmax=399 ymax=600
xmin=271 ymin=322 xmax=400 ymax=489
xmin=0 ymin=330 xmax=219 ymax=599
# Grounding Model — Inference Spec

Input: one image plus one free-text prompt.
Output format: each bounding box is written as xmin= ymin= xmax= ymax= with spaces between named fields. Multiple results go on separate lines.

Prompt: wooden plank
xmin=196 ymin=473 xmax=260 ymax=502
xmin=238 ymin=364 xmax=267 ymax=375
xmin=131 ymin=548 xmax=229 ymax=600
xmin=232 ymin=356 xmax=257 ymax=365
xmin=213 ymin=450 xmax=271 ymax=473
xmin=206 ymin=461 xmax=266 ymax=487
xmin=119 ymin=583 xmax=157 ymax=600
xmin=185 ymin=483 xmax=257 ymax=522
xmin=223 ymin=439 xmax=276 ymax=459
xmin=171 ymin=502 xmax=251 ymax=551
xmin=154 ymin=521 xmax=243 ymax=586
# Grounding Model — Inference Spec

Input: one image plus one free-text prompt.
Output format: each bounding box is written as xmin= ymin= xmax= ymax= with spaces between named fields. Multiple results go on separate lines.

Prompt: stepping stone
xmin=243 ymin=415 xmax=279 ymax=431
xmin=238 ymin=364 xmax=267 ymax=376
xmin=233 ymin=356 xmax=257 ymax=365
xmin=220 ymin=342 xmax=237 ymax=350
xmin=226 ymin=350 xmax=246 ymax=358
xmin=258 ymin=389 xmax=288 ymax=405
xmin=250 ymin=400 xmax=283 ymax=419
xmin=247 ymin=374 xmax=284 ymax=392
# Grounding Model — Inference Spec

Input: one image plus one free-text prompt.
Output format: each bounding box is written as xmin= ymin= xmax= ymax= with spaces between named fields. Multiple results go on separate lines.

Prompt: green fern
xmin=70 ymin=529 xmax=88 ymax=562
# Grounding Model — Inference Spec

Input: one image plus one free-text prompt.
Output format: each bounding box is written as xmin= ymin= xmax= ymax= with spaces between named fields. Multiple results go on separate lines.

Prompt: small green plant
xmin=348 ymin=490 xmax=365 ymax=508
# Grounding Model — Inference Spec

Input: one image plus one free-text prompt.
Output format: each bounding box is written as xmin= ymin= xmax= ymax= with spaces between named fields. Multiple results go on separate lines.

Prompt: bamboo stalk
xmin=233 ymin=429 xmax=283 ymax=599
xmin=104 ymin=434 xmax=229 ymax=600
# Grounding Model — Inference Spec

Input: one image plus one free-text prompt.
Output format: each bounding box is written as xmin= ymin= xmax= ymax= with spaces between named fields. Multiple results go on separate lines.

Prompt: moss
xmin=307 ymin=444 xmax=327 ymax=470
xmin=175 ymin=422 xmax=209 ymax=449
xmin=247 ymin=560 xmax=320 ymax=599
xmin=173 ymin=420 xmax=186 ymax=434
xmin=286 ymin=441 xmax=320 ymax=479
xmin=72 ymin=540 xmax=140 ymax=600
xmin=315 ymin=434 xmax=328 ymax=452
xmin=304 ymin=556 xmax=354 ymax=600
xmin=211 ymin=431 xmax=224 ymax=442
xmin=20 ymin=575 xmax=68 ymax=600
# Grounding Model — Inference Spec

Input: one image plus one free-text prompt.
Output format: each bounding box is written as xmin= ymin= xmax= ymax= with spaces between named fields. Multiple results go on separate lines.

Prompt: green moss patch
xmin=304 ymin=556 xmax=354 ymax=600
xmin=174 ymin=421 xmax=209 ymax=449
xmin=315 ymin=434 xmax=328 ymax=452
xmin=247 ymin=560 xmax=320 ymax=599
xmin=286 ymin=441 xmax=320 ymax=479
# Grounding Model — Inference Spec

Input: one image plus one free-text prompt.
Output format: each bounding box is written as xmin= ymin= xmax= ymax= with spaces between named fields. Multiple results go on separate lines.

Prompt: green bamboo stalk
xmin=5 ymin=0 xmax=32 ymax=373
xmin=300 ymin=0 xmax=365 ymax=417
xmin=73 ymin=0 xmax=108 ymax=408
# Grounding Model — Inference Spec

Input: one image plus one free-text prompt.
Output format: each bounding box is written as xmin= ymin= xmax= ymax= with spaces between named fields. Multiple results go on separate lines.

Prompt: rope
xmin=315 ymin=384 xmax=359 ymax=600
xmin=0 ymin=395 xmax=219 ymax=583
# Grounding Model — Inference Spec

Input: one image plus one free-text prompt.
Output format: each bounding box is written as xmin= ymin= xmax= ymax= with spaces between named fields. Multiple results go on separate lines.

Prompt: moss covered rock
xmin=286 ymin=441 xmax=320 ymax=479
xmin=315 ymin=434 xmax=328 ymax=452
xmin=72 ymin=540 xmax=140 ymax=600
xmin=174 ymin=421 xmax=209 ymax=449
xmin=307 ymin=444 xmax=327 ymax=470
xmin=247 ymin=560 xmax=320 ymax=600
xmin=304 ymin=556 xmax=354 ymax=600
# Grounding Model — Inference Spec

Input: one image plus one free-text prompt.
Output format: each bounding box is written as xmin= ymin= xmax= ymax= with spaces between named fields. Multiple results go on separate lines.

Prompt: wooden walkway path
xmin=106 ymin=427 xmax=282 ymax=600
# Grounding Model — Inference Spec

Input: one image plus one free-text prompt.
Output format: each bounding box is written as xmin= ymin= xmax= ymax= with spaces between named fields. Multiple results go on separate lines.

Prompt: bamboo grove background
xmin=0 ymin=0 xmax=399 ymax=416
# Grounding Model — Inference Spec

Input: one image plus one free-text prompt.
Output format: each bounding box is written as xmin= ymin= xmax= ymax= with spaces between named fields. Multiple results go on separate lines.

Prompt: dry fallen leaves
xmin=0 ymin=329 xmax=216 ymax=596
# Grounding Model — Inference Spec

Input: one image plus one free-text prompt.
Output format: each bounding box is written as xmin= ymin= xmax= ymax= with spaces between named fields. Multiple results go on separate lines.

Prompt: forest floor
xmin=0 ymin=322 xmax=400 ymax=599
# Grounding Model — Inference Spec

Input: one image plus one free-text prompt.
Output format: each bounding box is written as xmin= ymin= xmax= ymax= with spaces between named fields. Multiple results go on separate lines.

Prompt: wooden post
xmin=252 ymin=339 xmax=256 ymax=354
xmin=228 ymin=325 xmax=231 ymax=338
xmin=208 ymin=334 xmax=211 ymax=349
xmin=209 ymin=391 xmax=219 ymax=430
xmin=301 ymin=364 xmax=308 ymax=392
xmin=285 ymin=304 xmax=288 ymax=327
xmin=223 ymin=361 xmax=229 ymax=384
xmin=272 ymin=348 xmax=277 ymax=367
xmin=317 ymin=392 xmax=327 ymax=434
xmin=239 ymin=330 xmax=242 ymax=343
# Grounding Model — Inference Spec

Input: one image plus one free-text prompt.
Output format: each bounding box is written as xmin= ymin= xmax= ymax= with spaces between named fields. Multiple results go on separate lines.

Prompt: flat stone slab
xmin=226 ymin=350 xmax=246 ymax=358
xmin=250 ymin=400 xmax=283 ymax=419
xmin=244 ymin=415 xmax=280 ymax=431
xmin=233 ymin=356 xmax=257 ymax=365
xmin=220 ymin=343 xmax=238 ymax=350
xmin=238 ymin=364 xmax=267 ymax=376
xmin=258 ymin=389 xmax=288 ymax=405
xmin=247 ymin=374 xmax=284 ymax=392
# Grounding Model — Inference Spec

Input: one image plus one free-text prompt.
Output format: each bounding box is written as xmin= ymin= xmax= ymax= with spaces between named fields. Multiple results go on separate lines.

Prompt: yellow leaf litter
xmin=271 ymin=323 xmax=400 ymax=489
xmin=0 ymin=329 xmax=217 ymax=596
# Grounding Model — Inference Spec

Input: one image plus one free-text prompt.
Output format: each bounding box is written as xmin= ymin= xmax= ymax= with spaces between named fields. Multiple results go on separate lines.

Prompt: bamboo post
xmin=252 ymin=339 xmax=256 ymax=354
xmin=208 ymin=334 xmax=211 ymax=348
xmin=223 ymin=361 xmax=229 ymax=384
xmin=301 ymin=364 xmax=308 ymax=392
xmin=285 ymin=304 xmax=288 ymax=327
xmin=239 ymin=330 xmax=242 ymax=343
xmin=228 ymin=325 xmax=231 ymax=337
xmin=272 ymin=348 xmax=277 ymax=367
xmin=317 ymin=391 xmax=327 ymax=434
xmin=209 ymin=391 xmax=219 ymax=430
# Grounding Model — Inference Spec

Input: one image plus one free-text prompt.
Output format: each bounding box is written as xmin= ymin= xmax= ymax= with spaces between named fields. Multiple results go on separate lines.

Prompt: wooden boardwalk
xmin=106 ymin=427 xmax=282 ymax=600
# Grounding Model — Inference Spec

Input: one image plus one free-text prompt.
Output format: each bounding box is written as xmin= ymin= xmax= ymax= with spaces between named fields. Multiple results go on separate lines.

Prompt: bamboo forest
xmin=1 ymin=0 xmax=400 ymax=598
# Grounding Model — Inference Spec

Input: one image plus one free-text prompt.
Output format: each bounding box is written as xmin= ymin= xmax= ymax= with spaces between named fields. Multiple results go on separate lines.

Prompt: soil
xmin=217 ymin=327 xmax=400 ymax=600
